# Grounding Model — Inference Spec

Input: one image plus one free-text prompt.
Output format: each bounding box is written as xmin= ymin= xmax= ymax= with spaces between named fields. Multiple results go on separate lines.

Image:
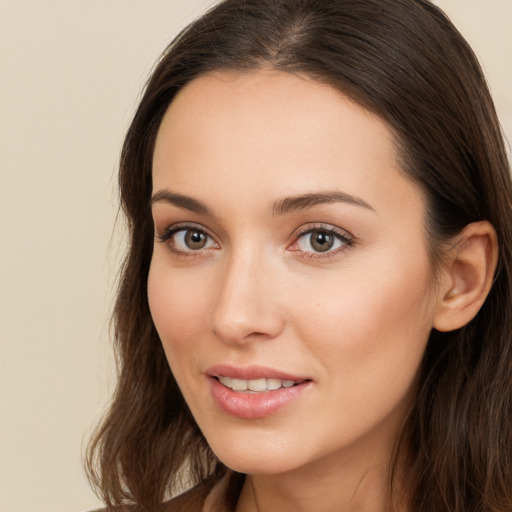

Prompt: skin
xmin=148 ymin=70 xmax=445 ymax=512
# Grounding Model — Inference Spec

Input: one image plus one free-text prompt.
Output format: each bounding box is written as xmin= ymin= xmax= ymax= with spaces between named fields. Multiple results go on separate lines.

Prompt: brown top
xmin=90 ymin=472 xmax=244 ymax=512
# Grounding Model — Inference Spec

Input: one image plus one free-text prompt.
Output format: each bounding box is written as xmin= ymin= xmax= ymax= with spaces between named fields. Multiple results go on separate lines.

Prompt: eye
xmin=299 ymin=229 xmax=339 ymax=253
xmin=157 ymin=224 xmax=218 ymax=254
xmin=289 ymin=225 xmax=354 ymax=256
xmin=175 ymin=229 xmax=213 ymax=250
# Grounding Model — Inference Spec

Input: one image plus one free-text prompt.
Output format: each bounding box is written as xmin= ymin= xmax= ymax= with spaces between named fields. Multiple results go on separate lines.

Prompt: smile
xmin=206 ymin=365 xmax=313 ymax=419
xmin=217 ymin=376 xmax=301 ymax=392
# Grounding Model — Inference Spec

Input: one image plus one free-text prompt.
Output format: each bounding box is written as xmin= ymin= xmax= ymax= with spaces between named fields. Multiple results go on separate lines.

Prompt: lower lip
xmin=209 ymin=377 xmax=312 ymax=419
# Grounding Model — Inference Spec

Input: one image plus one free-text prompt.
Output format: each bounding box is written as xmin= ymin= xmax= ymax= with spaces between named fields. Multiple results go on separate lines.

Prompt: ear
xmin=433 ymin=221 xmax=499 ymax=332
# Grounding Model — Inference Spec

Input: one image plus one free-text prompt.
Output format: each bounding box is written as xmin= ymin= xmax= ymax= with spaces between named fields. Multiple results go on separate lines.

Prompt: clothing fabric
xmin=89 ymin=472 xmax=240 ymax=512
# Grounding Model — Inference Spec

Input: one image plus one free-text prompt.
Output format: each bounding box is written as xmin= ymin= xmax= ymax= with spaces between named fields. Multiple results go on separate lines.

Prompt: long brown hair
xmin=86 ymin=1 xmax=512 ymax=510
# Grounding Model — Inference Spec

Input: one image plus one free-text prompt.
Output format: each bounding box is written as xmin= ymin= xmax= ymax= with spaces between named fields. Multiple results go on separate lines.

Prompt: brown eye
xmin=309 ymin=230 xmax=335 ymax=252
xmin=158 ymin=226 xmax=217 ymax=253
xmin=294 ymin=226 xmax=352 ymax=255
xmin=184 ymin=229 xmax=208 ymax=250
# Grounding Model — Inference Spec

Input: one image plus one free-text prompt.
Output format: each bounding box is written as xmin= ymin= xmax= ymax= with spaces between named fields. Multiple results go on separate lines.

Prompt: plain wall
xmin=0 ymin=1 xmax=510 ymax=511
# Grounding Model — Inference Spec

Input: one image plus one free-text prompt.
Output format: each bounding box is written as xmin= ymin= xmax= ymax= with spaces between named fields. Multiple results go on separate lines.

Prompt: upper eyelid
xmin=158 ymin=222 xmax=214 ymax=238
xmin=293 ymin=223 xmax=354 ymax=240
xmin=156 ymin=224 xmax=218 ymax=255
xmin=155 ymin=221 xmax=354 ymax=246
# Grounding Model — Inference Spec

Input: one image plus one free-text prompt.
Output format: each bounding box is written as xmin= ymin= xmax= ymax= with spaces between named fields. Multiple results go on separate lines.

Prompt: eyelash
xmin=290 ymin=224 xmax=354 ymax=260
xmin=156 ymin=222 xmax=354 ymax=260
xmin=156 ymin=223 xmax=218 ymax=258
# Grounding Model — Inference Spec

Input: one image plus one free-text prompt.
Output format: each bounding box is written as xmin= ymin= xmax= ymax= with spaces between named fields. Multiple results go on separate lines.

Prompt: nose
xmin=210 ymin=249 xmax=285 ymax=345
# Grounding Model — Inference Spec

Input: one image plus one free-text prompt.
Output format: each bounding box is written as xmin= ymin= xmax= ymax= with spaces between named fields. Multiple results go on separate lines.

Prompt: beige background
xmin=0 ymin=1 xmax=510 ymax=511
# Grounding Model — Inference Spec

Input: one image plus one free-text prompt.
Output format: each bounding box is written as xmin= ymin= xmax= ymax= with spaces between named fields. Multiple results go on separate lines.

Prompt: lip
xmin=206 ymin=365 xmax=313 ymax=419
xmin=206 ymin=364 xmax=309 ymax=381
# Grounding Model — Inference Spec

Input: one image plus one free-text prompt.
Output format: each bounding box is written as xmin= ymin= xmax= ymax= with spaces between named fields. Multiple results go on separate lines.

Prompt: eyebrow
xmin=150 ymin=189 xmax=375 ymax=216
xmin=271 ymin=191 xmax=375 ymax=216
xmin=150 ymin=190 xmax=211 ymax=214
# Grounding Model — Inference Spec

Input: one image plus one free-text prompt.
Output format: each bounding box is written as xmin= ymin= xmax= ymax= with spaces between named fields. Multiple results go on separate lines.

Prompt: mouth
xmin=206 ymin=365 xmax=313 ymax=419
xmin=215 ymin=376 xmax=306 ymax=393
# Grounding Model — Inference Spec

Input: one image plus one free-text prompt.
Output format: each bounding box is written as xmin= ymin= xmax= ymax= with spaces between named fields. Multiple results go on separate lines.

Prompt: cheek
xmin=147 ymin=260 xmax=210 ymax=359
xmin=289 ymin=251 xmax=435 ymax=385
xmin=284 ymin=263 xmax=434 ymax=450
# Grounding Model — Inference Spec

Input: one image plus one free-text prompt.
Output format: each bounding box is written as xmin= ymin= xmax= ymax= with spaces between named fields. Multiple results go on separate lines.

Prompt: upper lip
xmin=205 ymin=364 xmax=311 ymax=382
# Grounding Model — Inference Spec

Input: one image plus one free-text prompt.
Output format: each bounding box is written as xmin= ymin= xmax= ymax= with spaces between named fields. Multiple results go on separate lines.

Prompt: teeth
xmin=217 ymin=376 xmax=300 ymax=392
xmin=266 ymin=378 xmax=281 ymax=390
xmin=247 ymin=378 xmax=267 ymax=392
xmin=231 ymin=378 xmax=248 ymax=391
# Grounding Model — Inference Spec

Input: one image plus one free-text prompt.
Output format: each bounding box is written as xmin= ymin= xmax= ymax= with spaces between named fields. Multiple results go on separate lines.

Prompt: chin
xmin=205 ymin=430 xmax=308 ymax=476
xmin=220 ymin=453 xmax=299 ymax=476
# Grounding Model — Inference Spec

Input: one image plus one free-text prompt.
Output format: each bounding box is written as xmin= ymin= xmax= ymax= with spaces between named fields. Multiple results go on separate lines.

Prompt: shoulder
xmin=86 ymin=471 xmax=243 ymax=512
xmin=86 ymin=484 xmax=209 ymax=512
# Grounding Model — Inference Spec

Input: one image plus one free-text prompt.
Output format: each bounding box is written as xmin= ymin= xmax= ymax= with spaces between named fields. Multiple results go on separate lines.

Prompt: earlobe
xmin=433 ymin=221 xmax=499 ymax=332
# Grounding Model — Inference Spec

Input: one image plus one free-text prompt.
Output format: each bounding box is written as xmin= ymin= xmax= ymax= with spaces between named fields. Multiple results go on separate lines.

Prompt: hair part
xmin=86 ymin=1 xmax=512 ymax=510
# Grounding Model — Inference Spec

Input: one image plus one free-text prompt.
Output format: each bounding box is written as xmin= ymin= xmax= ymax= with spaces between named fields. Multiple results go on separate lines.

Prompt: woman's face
xmin=149 ymin=70 xmax=441 ymax=477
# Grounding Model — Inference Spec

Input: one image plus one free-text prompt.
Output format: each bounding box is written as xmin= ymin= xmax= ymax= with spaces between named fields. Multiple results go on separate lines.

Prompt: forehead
xmin=154 ymin=70 xmax=393 ymax=166
xmin=152 ymin=70 xmax=423 ymax=220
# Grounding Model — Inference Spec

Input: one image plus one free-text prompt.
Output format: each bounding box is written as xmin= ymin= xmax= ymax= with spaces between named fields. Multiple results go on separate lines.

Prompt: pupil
xmin=185 ymin=230 xmax=206 ymax=249
xmin=312 ymin=231 xmax=333 ymax=252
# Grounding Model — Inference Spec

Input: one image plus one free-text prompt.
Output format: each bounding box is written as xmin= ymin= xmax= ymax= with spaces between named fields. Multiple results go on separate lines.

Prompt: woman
xmin=86 ymin=0 xmax=512 ymax=510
